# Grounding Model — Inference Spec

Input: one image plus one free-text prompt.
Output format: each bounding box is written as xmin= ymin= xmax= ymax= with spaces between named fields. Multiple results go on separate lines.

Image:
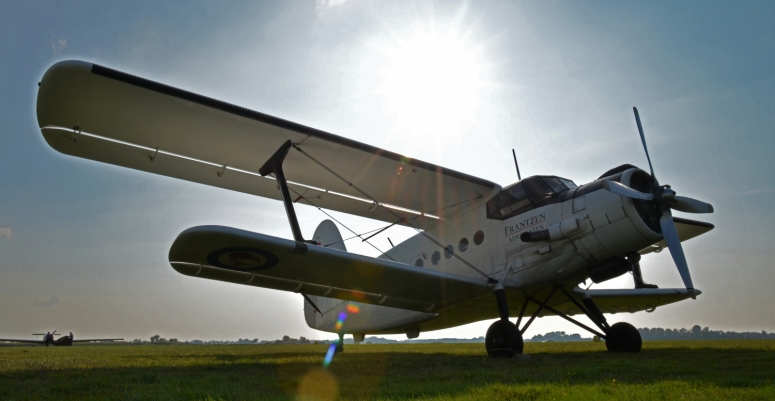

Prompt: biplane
xmin=35 ymin=60 xmax=714 ymax=357
xmin=0 ymin=331 xmax=122 ymax=346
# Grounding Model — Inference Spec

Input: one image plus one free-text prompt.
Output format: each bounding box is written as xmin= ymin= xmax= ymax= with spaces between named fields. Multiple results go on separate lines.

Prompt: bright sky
xmin=1 ymin=1 xmax=774 ymax=342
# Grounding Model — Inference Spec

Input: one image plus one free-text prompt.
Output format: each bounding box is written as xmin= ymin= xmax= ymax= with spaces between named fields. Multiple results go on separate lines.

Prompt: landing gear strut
xmin=510 ymin=286 xmax=642 ymax=354
xmin=335 ymin=333 xmax=344 ymax=353
xmin=485 ymin=285 xmax=523 ymax=358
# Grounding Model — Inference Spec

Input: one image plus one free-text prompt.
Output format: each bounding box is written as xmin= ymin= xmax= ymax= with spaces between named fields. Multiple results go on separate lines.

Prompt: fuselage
xmin=305 ymin=165 xmax=664 ymax=337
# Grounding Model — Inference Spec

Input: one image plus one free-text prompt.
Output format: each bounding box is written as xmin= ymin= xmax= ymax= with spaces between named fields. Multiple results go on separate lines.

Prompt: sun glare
xmin=377 ymin=27 xmax=485 ymax=149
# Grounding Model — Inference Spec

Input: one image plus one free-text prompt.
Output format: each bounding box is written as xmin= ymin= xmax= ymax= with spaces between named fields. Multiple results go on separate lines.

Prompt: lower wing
xmin=169 ymin=225 xmax=492 ymax=313
xmin=0 ymin=339 xmax=41 ymax=344
xmin=547 ymin=288 xmax=700 ymax=316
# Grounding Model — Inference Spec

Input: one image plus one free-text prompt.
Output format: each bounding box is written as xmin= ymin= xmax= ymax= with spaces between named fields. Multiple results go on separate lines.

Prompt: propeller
xmin=600 ymin=107 xmax=715 ymax=291
xmin=660 ymin=212 xmax=693 ymax=289
xmin=671 ymin=196 xmax=714 ymax=214
xmin=633 ymin=107 xmax=656 ymax=183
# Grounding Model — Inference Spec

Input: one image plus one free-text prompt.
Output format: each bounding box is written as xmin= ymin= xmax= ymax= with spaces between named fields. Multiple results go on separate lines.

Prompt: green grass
xmin=1 ymin=340 xmax=774 ymax=400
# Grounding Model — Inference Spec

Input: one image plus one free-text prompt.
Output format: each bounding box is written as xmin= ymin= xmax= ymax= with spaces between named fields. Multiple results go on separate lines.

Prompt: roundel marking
xmin=206 ymin=247 xmax=279 ymax=272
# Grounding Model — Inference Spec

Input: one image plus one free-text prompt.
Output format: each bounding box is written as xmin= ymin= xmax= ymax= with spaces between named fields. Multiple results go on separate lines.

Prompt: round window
xmin=415 ymin=258 xmax=424 ymax=268
xmin=431 ymin=251 xmax=441 ymax=265
xmin=458 ymin=238 xmax=469 ymax=252
xmin=473 ymin=230 xmax=485 ymax=245
xmin=444 ymin=245 xmax=454 ymax=259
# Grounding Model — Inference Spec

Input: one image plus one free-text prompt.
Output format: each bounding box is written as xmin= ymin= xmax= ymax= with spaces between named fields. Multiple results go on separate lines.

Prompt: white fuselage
xmin=305 ymin=168 xmax=662 ymax=338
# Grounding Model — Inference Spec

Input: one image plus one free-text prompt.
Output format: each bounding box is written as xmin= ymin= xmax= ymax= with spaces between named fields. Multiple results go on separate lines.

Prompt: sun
xmin=376 ymin=26 xmax=486 ymax=150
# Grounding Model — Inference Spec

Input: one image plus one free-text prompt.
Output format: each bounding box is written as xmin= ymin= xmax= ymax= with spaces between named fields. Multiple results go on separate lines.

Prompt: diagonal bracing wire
xmin=285 ymin=185 xmax=395 ymax=261
xmin=291 ymin=144 xmax=497 ymax=284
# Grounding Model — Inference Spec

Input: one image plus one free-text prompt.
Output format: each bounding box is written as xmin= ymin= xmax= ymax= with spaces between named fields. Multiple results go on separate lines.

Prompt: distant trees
xmin=529 ymin=331 xmax=584 ymax=342
xmin=150 ymin=334 xmax=161 ymax=343
xmin=638 ymin=326 xmax=775 ymax=340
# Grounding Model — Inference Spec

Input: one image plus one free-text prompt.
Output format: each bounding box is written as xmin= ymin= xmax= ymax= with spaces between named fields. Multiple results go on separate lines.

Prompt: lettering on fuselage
xmin=504 ymin=213 xmax=546 ymax=243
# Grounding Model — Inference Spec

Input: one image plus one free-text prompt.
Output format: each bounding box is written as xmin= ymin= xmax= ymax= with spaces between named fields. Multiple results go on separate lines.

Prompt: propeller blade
xmin=659 ymin=211 xmax=694 ymax=290
xmin=602 ymin=180 xmax=654 ymax=201
xmin=671 ymin=196 xmax=714 ymax=214
xmin=633 ymin=107 xmax=656 ymax=181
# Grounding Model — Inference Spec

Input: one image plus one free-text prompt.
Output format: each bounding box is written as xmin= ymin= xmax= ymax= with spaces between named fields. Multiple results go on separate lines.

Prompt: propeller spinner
xmin=602 ymin=107 xmax=714 ymax=291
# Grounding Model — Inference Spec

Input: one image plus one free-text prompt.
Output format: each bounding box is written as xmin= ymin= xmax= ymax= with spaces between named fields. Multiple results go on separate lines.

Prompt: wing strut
xmin=259 ymin=140 xmax=316 ymax=245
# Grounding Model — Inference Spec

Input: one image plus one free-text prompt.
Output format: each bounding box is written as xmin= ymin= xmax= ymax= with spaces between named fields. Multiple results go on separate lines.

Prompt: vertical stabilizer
xmin=312 ymin=220 xmax=346 ymax=251
xmin=304 ymin=220 xmax=347 ymax=328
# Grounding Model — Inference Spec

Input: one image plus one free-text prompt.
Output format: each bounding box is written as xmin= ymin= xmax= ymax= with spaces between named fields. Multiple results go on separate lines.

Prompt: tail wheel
xmin=605 ymin=322 xmax=642 ymax=353
xmin=485 ymin=320 xmax=523 ymax=358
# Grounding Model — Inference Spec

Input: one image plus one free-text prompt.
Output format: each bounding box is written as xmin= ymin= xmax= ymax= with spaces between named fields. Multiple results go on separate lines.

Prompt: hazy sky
xmin=1 ymin=1 xmax=774 ymax=341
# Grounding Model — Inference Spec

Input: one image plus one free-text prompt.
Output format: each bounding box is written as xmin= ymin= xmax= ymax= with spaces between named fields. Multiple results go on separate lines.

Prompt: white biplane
xmin=36 ymin=61 xmax=714 ymax=357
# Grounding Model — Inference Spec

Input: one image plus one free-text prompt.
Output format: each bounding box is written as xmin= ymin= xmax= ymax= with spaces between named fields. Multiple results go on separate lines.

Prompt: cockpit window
xmin=487 ymin=176 xmax=575 ymax=220
xmin=542 ymin=176 xmax=568 ymax=193
xmin=558 ymin=178 xmax=578 ymax=189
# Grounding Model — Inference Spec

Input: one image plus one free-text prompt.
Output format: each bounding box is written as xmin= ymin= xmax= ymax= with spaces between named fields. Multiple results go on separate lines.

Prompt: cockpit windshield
xmin=486 ymin=176 xmax=577 ymax=220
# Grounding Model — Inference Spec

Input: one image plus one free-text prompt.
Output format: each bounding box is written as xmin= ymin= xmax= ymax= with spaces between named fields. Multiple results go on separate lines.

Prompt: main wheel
xmin=335 ymin=339 xmax=344 ymax=353
xmin=605 ymin=322 xmax=642 ymax=353
xmin=485 ymin=320 xmax=523 ymax=358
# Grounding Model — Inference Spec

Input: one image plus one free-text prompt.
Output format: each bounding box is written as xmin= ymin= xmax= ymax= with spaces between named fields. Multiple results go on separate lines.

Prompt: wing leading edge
xmin=36 ymin=61 xmax=499 ymax=230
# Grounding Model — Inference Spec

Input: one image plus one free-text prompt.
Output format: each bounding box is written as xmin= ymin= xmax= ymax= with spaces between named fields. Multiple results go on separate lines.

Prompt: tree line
xmin=638 ymin=325 xmax=775 ymax=340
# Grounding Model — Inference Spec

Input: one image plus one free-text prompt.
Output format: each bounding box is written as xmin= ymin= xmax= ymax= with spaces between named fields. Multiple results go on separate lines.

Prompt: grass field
xmin=1 ymin=340 xmax=774 ymax=400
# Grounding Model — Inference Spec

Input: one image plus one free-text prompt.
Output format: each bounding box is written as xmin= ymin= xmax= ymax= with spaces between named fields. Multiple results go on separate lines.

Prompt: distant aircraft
xmin=35 ymin=61 xmax=714 ymax=357
xmin=0 ymin=331 xmax=123 ymax=346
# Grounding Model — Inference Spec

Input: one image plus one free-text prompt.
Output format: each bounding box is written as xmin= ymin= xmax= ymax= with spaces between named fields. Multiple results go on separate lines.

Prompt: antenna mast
xmin=512 ymin=149 xmax=521 ymax=180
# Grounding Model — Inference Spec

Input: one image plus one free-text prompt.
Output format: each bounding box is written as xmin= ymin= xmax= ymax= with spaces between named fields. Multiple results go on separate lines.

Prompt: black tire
xmin=485 ymin=320 xmax=523 ymax=358
xmin=605 ymin=322 xmax=642 ymax=353
xmin=335 ymin=339 xmax=344 ymax=353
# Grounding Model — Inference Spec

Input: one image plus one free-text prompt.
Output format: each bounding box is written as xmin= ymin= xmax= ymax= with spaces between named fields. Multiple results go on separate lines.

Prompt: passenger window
xmin=415 ymin=259 xmax=424 ymax=267
xmin=444 ymin=245 xmax=454 ymax=259
xmin=431 ymin=251 xmax=441 ymax=265
xmin=458 ymin=238 xmax=469 ymax=252
xmin=473 ymin=230 xmax=485 ymax=245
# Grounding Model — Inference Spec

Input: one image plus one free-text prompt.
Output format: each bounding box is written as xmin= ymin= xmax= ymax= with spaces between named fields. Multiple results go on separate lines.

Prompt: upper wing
xmin=639 ymin=217 xmax=714 ymax=255
xmin=71 ymin=339 xmax=124 ymax=343
xmin=168 ymin=225 xmax=492 ymax=312
xmin=36 ymin=61 xmax=499 ymax=230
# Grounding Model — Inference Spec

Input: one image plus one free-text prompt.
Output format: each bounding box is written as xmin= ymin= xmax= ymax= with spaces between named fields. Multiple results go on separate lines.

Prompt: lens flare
xmin=335 ymin=311 xmax=347 ymax=331
xmin=298 ymin=369 xmax=339 ymax=401
xmin=323 ymin=343 xmax=337 ymax=368
xmin=346 ymin=304 xmax=360 ymax=313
